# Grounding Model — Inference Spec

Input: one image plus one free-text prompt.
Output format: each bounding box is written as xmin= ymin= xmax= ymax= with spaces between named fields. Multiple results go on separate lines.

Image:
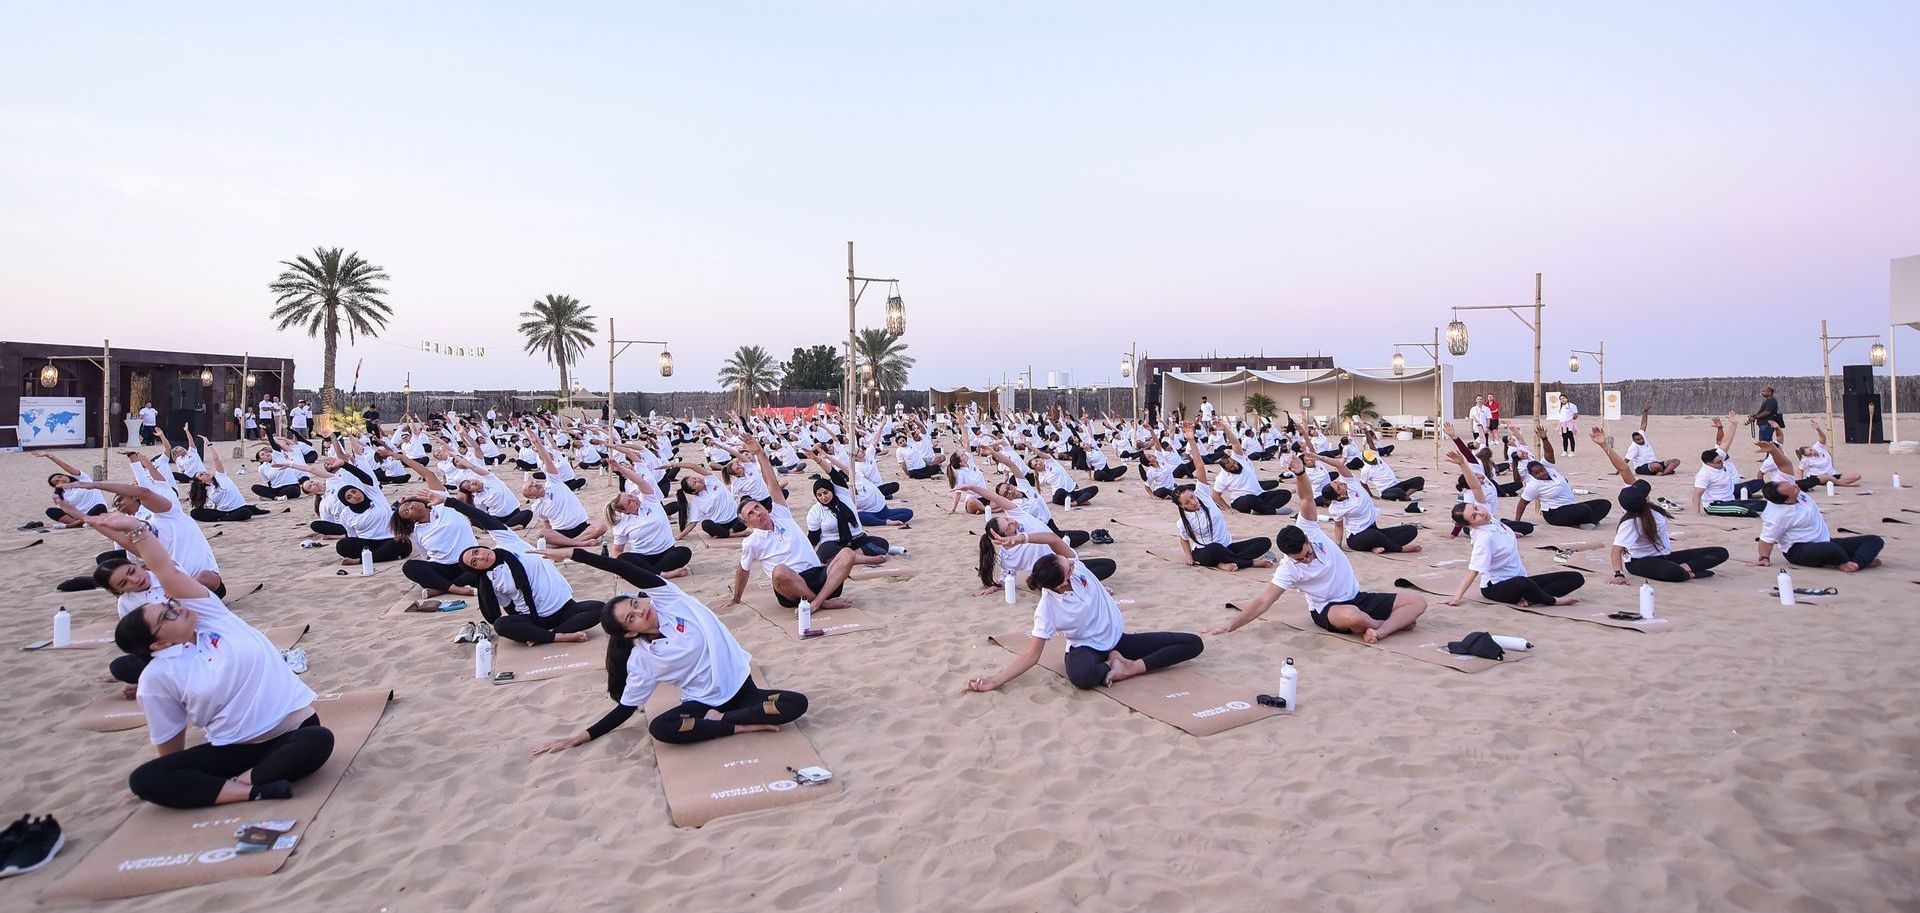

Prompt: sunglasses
xmin=157 ymin=601 xmax=182 ymax=624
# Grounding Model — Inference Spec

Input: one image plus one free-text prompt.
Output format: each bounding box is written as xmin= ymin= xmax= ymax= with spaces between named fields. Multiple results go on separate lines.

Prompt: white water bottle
xmin=1278 ymin=657 xmax=1298 ymax=712
xmin=1003 ymin=570 xmax=1016 ymax=604
xmin=1491 ymin=634 xmax=1532 ymax=651
xmin=796 ymin=599 xmax=813 ymax=636
xmin=1639 ymin=582 xmax=1655 ymax=619
xmin=52 ymin=607 xmax=71 ymax=648
xmin=1825 ymin=481 xmax=1836 ymax=497
xmin=1894 ymin=473 xmax=1903 ymax=489
xmin=535 ymin=536 xmax=548 ymax=551
xmin=1777 ymin=569 xmax=1795 ymax=606
xmin=474 ymin=637 xmax=494 ymax=679
xmin=361 ymin=548 xmax=375 ymax=576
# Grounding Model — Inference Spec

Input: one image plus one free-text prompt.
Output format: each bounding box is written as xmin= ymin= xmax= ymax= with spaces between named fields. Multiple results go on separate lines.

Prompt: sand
xmin=1 ymin=416 xmax=1917 ymax=912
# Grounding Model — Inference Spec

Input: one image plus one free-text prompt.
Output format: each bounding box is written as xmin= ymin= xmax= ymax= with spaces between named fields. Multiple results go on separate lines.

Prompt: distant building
xmin=2 ymin=339 xmax=293 ymax=448
xmin=1138 ymin=354 xmax=1333 ymax=421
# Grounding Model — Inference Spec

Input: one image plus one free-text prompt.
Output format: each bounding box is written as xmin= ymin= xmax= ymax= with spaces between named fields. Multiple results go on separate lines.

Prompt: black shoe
xmin=17 ymin=521 xmax=44 ymax=531
xmin=0 ymin=815 xmax=63 ymax=878
xmin=1405 ymin=502 xmax=1422 ymax=514
xmin=1089 ymin=529 xmax=1114 ymax=545
xmin=0 ymin=815 xmax=29 ymax=862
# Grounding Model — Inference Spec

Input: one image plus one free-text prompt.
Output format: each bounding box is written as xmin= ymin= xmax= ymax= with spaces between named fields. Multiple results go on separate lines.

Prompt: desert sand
xmin=1 ymin=415 xmax=1917 ymax=912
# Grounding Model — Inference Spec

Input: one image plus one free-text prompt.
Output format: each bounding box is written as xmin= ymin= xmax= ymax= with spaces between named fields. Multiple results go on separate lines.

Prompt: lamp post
xmin=1393 ymin=326 xmax=1444 ymax=473
xmin=607 ymin=318 xmax=672 ymax=422
xmin=1449 ymin=273 xmax=1545 ymax=420
xmin=1819 ymin=320 xmax=1886 ymax=444
xmin=1120 ymin=342 xmax=1138 ymax=420
xmin=39 ymin=339 xmax=113 ymax=478
xmin=845 ymin=241 xmax=904 ymax=448
xmin=1569 ymin=341 xmax=1606 ymax=443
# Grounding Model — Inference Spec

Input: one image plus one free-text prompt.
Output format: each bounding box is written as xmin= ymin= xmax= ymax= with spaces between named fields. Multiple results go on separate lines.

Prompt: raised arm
xmin=1533 ymin=424 xmax=1556 ymax=465
xmin=83 ymin=513 xmax=210 ymax=599
xmin=200 ymin=436 xmax=226 ymax=474
xmin=1639 ymin=403 xmax=1652 ymax=434
xmin=34 ymin=451 xmax=84 ymax=477
xmin=1591 ymin=426 xmax=1637 ymax=486
xmin=65 ymin=476 xmax=170 ymax=513
xmin=1288 ymin=453 xmax=1317 ymax=521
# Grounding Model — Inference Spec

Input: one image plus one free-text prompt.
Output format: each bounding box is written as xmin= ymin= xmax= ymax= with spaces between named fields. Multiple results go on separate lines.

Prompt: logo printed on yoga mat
xmin=768 ymin=780 xmax=799 ymax=792
xmin=1192 ymin=700 xmax=1254 ymax=719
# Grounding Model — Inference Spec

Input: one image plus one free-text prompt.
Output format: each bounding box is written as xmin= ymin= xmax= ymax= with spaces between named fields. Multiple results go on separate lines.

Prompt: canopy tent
xmin=1890 ymin=255 xmax=1920 ymax=444
xmin=1158 ymin=365 xmax=1453 ymax=430
xmin=928 ymin=385 xmax=996 ymax=413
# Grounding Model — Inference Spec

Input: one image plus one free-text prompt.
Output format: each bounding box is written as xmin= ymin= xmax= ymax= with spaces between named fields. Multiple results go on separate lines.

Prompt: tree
xmin=268 ymin=247 xmax=393 ymax=432
xmin=1341 ymin=394 xmax=1380 ymax=421
xmin=781 ymin=345 xmax=844 ymax=391
xmin=855 ymin=328 xmax=915 ymax=398
xmin=518 ymin=295 xmax=597 ymax=407
xmin=1244 ymin=392 xmax=1278 ymax=419
xmin=718 ymin=345 xmax=780 ymax=413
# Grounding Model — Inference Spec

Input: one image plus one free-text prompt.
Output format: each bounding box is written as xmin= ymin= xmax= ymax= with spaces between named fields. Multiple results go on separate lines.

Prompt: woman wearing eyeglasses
xmin=83 ymin=512 xmax=334 ymax=809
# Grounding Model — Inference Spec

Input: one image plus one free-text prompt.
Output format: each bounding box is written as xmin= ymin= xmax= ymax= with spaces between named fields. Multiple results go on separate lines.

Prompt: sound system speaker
xmin=1843 ymin=364 xmax=1875 ymax=395
xmin=1842 ymin=392 xmax=1884 ymax=444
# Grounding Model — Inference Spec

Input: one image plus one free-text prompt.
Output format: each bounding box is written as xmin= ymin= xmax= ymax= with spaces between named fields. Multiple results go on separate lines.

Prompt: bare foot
xmin=1363 ymin=625 xmax=1383 ymax=644
xmin=820 ymin=597 xmax=853 ymax=609
xmin=1371 ymin=547 xmax=1387 ymax=554
xmin=1402 ymin=544 xmax=1423 ymax=553
xmin=1221 ymin=564 xmax=1241 ymax=573
xmin=1556 ymin=596 xmax=1582 ymax=606
xmin=554 ymin=632 xmax=590 ymax=643
xmin=1105 ymin=655 xmax=1148 ymax=686
xmin=731 ymin=723 xmax=780 ymax=734
xmin=121 ymin=684 xmax=138 ymax=700
xmin=1251 ymin=558 xmax=1275 ymax=569
xmin=662 ymin=568 xmax=690 ymax=579
xmin=1839 ymin=562 xmax=1860 ymax=573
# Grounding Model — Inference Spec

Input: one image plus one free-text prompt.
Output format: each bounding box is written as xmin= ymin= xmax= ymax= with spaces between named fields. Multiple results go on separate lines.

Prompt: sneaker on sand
xmin=0 ymin=815 xmax=63 ymax=878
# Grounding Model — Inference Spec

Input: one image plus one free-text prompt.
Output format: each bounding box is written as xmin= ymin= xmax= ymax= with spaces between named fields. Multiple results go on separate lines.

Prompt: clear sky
xmin=3 ymin=1 xmax=1916 ymax=395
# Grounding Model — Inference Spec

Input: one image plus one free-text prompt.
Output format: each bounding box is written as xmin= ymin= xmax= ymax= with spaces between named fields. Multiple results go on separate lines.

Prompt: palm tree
xmin=855 ymin=328 xmax=915 ymax=398
xmin=268 ymin=247 xmax=393 ymax=431
xmin=717 ymin=345 xmax=780 ymax=413
xmin=1341 ymin=394 xmax=1380 ymax=421
xmin=518 ymin=295 xmax=597 ymax=407
xmin=1244 ymin=392 xmax=1278 ymax=419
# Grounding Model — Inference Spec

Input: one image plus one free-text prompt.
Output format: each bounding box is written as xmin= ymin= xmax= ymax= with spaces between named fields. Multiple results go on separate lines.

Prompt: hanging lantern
xmin=1871 ymin=342 xmax=1887 ymax=367
xmin=37 ymin=363 xmax=59 ymax=389
xmin=1120 ymin=357 xmax=1131 ymax=379
xmin=199 ymin=367 xmax=214 ymax=387
xmin=245 ymin=372 xmax=258 ymax=388
xmin=885 ymin=293 xmax=905 ymax=336
xmin=1568 ymin=355 xmax=1580 ymax=373
xmin=1446 ymin=318 xmax=1470 ymax=356
xmin=1391 ymin=352 xmax=1406 ymax=376
xmin=1299 ymin=396 xmax=1313 ymax=410
xmin=658 ymin=350 xmax=674 ymax=377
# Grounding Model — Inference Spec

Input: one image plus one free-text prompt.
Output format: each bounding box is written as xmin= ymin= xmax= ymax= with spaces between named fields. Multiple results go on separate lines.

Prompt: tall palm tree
xmin=518 ymin=295 xmax=597 ymax=407
xmin=268 ymin=247 xmax=393 ymax=431
xmin=717 ymin=345 xmax=780 ymax=413
xmin=855 ymin=328 xmax=915 ymax=399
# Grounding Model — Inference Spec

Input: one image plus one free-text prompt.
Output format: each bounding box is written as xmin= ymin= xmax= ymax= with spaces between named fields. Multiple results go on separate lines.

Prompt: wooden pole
xmin=1822 ymin=319 xmax=1833 ymax=446
xmin=846 ymin=242 xmax=858 ymax=448
xmin=1532 ymin=272 xmax=1544 ymax=421
xmin=1432 ymin=325 xmax=1441 ymax=474
xmin=101 ymin=338 xmax=112 ymax=480
xmin=1596 ymin=340 xmax=1606 ymax=445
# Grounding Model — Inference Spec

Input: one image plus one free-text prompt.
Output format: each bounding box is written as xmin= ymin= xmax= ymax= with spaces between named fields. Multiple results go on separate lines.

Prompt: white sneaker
xmin=281 ymin=647 xmax=309 ymax=674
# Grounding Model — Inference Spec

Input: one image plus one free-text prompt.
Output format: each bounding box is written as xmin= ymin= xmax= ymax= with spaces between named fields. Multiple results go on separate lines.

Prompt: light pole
xmin=1568 ymin=341 xmax=1606 ymax=442
xmin=1120 ymin=343 xmax=1138 ymax=420
xmin=1449 ymin=272 xmax=1545 ymax=420
xmin=36 ymin=339 xmax=112 ymax=477
xmin=1393 ymin=326 xmax=1444 ymax=473
xmin=607 ymin=318 xmax=673 ymax=422
xmin=845 ymin=241 xmax=904 ymax=448
xmin=1819 ymin=320 xmax=1886 ymax=444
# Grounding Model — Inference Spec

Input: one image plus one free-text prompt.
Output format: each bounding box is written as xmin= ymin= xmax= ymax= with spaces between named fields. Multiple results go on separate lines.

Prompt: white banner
xmin=19 ymin=396 xmax=87 ymax=447
xmin=1603 ymin=389 xmax=1623 ymax=420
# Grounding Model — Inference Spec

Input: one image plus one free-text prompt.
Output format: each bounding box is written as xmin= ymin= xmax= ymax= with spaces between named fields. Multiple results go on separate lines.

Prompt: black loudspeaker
xmin=1843 ymin=364 xmax=1874 ymax=395
xmin=1843 ymin=392 xmax=1884 ymax=444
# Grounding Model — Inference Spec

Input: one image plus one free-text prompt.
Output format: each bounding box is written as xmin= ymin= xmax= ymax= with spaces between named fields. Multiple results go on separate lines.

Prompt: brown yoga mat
xmin=1259 ymin=610 xmax=1529 ymax=674
xmin=741 ymin=599 xmax=884 ymax=639
xmin=297 ymin=561 xmax=396 ymax=582
xmin=491 ymin=636 xmax=600 ymax=684
xmin=847 ymin=565 xmax=917 ymax=582
xmin=380 ymin=596 xmax=472 ymax=617
xmin=985 ymin=632 xmax=1284 ymax=736
xmin=6 ymin=537 xmax=45 ymax=551
xmin=1393 ymin=572 xmax=1497 ymax=606
xmin=643 ymin=676 xmax=841 ymax=827
xmin=1761 ymin=588 xmax=1839 ymax=606
xmin=39 ymin=689 xmax=394 ymax=902
xmin=1504 ymin=602 xmax=1687 ymax=633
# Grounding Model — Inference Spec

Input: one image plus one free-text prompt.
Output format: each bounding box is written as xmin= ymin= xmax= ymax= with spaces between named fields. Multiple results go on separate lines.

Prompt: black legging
xmin=1346 ymin=524 xmax=1418 ymax=553
xmin=492 ymin=507 xmax=534 ymax=528
xmin=128 ymin=714 xmax=334 ymax=809
xmin=1079 ymin=557 xmax=1118 ymax=580
xmin=648 ymin=675 xmax=809 ymax=745
xmin=46 ymin=503 xmax=109 ymax=522
xmin=1379 ymin=477 xmax=1425 ymax=501
xmin=1561 ymin=429 xmax=1576 ymax=453
xmin=817 ymin=534 xmax=889 ymax=563
xmin=190 ymin=505 xmax=270 ymax=523
xmin=616 ymin=547 xmax=693 ymax=575
xmin=1191 ymin=536 xmax=1272 ymax=570
xmin=1046 ymin=522 xmax=1091 ymax=549
xmin=1481 ymin=571 xmax=1585 ymax=606
xmin=493 ymin=598 xmax=604 ymax=645
xmin=701 ymin=518 xmax=748 ymax=539
xmin=878 ymin=481 xmax=900 ymax=498
xmin=1091 ymin=466 xmax=1127 ymax=482
xmin=402 ymin=558 xmax=471 ymax=592
xmin=1063 ymin=631 xmax=1204 ymax=690
xmin=1626 ymin=547 xmax=1729 ymax=582
xmin=1543 ymin=500 xmax=1612 ymax=528
xmin=110 ymin=653 xmax=149 ymax=684
xmin=310 ymin=520 xmax=346 ymax=536
xmin=376 ymin=471 xmax=412 ymax=486
xmin=1229 ymin=488 xmax=1292 ymax=515
xmin=253 ymin=482 xmax=303 ymax=500
xmin=563 ymin=478 xmax=587 ymax=491
xmin=1496 ymin=480 xmax=1524 ymax=497
xmin=335 ymin=536 xmax=410 ymax=562
xmin=1784 ymin=536 xmax=1884 ymax=569
xmin=1051 ymin=486 xmax=1098 ymax=507
xmin=904 ymin=465 xmax=941 ymax=480
xmin=1501 ymin=518 xmax=1536 ymax=536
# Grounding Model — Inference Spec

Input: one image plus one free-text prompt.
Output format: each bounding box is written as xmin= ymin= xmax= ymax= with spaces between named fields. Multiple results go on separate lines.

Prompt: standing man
xmin=290 ymin=399 xmax=312 ymax=441
xmin=137 ymin=401 xmax=159 ymax=445
xmin=1468 ymin=395 xmax=1492 ymax=442
xmin=258 ymin=392 xmax=280 ymax=438
xmin=1486 ymin=393 xmax=1501 ymax=433
xmin=1199 ymin=396 xmax=1215 ymax=423
xmin=1749 ymin=387 xmax=1784 ymax=443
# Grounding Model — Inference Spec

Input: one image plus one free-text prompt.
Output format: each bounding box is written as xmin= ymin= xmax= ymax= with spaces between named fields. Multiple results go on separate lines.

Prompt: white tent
xmin=1890 ymin=254 xmax=1920 ymax=444
xmin=1159 ymin=365 xmax=1453 ymax=430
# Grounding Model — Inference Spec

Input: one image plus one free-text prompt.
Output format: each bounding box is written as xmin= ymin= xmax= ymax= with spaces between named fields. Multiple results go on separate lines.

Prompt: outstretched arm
xmin=1288 ymin=453 xmax=1317 ymax=521
xmin=64 ymin=477 xmax=169 ymax=513
xmin=34 ymin=451 xmax=84 ymax=477
xmin=1592 ymin=427 xmax=1637 ymax=486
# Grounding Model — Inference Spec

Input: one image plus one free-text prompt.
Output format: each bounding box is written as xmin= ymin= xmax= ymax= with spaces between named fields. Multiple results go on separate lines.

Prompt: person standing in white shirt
xmin=138 ymin=402 xmax=159 ymax=445
xmin=1555 ymin=394 xmax=1580 ymax=456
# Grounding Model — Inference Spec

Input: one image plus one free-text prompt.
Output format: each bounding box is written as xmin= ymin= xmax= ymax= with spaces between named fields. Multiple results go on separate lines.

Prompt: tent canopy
xmin=1160 ymin=364 xmax=1452 ymax=426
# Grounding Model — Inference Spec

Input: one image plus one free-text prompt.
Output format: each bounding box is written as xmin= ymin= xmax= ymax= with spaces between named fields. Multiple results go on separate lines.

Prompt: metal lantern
xmin=245 ymin=372 xmax=258 ymax=388
xmin=1391 ymin=352 xmax=1405 ymax=376
xmin=1446 ymin=318 xmax=1470 ymax=356
xmin=1120 ymin=357 xmax=1131 ymax=379
xmin=658 ymin=350 xmax=674 ymax=377
xmin=1300 ymin=396 xmax=1313 ymax=410
xmin=200 ymin=368 xmax=214 ymax=387
xmin=1871 ymin=342 xmax=1888 ymax=367
xmin=37 ymin=363 xmax=59 ymax=388
xmin=885 ymin=293 xmax=905 ymax=336
xmin=1568 ymin=355 xmax=1580 ymax=373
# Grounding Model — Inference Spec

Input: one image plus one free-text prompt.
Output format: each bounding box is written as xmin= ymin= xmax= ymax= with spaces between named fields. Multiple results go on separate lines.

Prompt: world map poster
xmin=19 ymin=396 xmax=87 ymax=447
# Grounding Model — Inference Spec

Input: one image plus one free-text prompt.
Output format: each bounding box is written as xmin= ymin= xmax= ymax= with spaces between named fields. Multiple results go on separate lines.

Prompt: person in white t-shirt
xmin=137 ymin=402 xmax=159 ymax=445
xmin=601 ymin=461 xmax=693 ymax=577
xmin=966 ymin=530 xmax=1203 ymax=691
xmin=82 ymin=511 xmax=333 ymax=809
xmin=1172 ymin=486 xmax=1273 ymax=571
xmin=1690 ymin=413 xmax=1766 ymax=518
xmin=1791 ymin=420 xmax=1861 ymax=487
xmin=528 ymin=548 xmax=807 ymax=755
xmin=1623 ymin=404 xmax=1681 ymax=475
xmin=1753 ymin=442 xmax=1885 ymax=572
xmin=1443 ymin=447 xmax=1585 ymax=608
xmin=1198 ymin=397 xmax=1215 ymax=423
xmin=522 ymin=475 xmax=605 ymax=547
xmin=185 ymin=436 xmax=270 ymax=523
xmin=727 ymin=439 xmax=860 ymax=610
xmin=1468 ymin=395 xmax=1492 ymax=441
xmin=1590 ymin=428 xmax=1728 ymax=584
xmin=1308 ymin=452 xmax=1422 ymax=554
xmin=1208 ymin=455 xmax=1427 ymax=641
xmin=1511 ymin=425 xmax=1613 ymax=528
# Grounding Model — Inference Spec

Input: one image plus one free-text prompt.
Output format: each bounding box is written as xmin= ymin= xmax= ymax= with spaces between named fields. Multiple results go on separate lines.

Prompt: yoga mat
xmin=742 ymin=599 xmax=884 ymax=639
xmin=1504 ymin=603 xmax=1687 ymax=633
xmin=380 ymin=596 xmax=471 ymax=617
xmin=848 ymin=565 xmax=917 ymax=582
xmin=1255 ymin=609 xmax=1529 ymax=674
xmin=39 ymin=689 xmax=394 ymax=902
xmin=1762 ymin=588 xmax=1840 ymax=606
xmin=985 ymin=632 xmax=1284 ymax=736
xmin=1529 ymin=540 xmax=1604 ymax=553
xmin=490 ymin=637 xmax=599 ymax=684
xmin=1393 ymin=572 xmax=1497 ymax=606
xmin=5 ymin=537 xmax=45 ymax=551
xmin=1106 ymin=516 xmax=1177 ymax=539
xmin=297 ymin=562 xmax=396 ymax=582
xmin=643 ymin=675 xmax=841 ymax=828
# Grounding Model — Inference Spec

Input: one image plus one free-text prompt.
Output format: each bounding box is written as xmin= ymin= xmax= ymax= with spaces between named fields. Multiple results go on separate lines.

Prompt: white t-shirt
xmin=1520 ymin=467 xmax=1577 ymax=511
xmin=805 ymin=500 xmax=866 ymax=544
xmin=1800 ymin=443 xmax=1835 ymax=477
xmin=618 ymin=583 xmax=751 ymax=709
xmin=137 ymin=502 xmax=221 ymax=578
xmin=1624 ymin=435 xmax=1658 ymax=467
xmin=138 ymin=406 xmax=158 ymax=426
xmin=1693 ymin=450 xmax=1738 ymax=502
xmin=739 ymin=503 xmax=820 ymax=579
xmin=609 ymin=502 xmax=674 ymax=556
xmin=1175 ymin=497 xmax=1231 ymax=547
xmin=1468 ymin=519 xmax=1531 ymax=587
xmin=1271 ymin=518 xmax=1361 ymax=615
xmin=687 ymin=475 xmax=739 ymax=525
xmin=413 ymin=505 xmax=480 ymax=563
xmin=137 ymin=594 xmax=316 ymax=746
xmin=205 ymin=473 xmax=247 ymax=511
xmin=1326 ymin=478 xmax=1380 ymax=534
xmin=1612 ymin=512 xmax=1671 ymax=560
xmin=534 ymin=484 xmax=589 ymax=531
xmin=1759 ymin=492 xmax=1831 ymax=549
xmin=1030 ymin=560 xmax=1124 ymax=652
xmin=61 ymin=472 xmax=107 ymax=514
xmin=1212 ymin=462 xmax=1263 ymax=501
xmin=486 ymin=535 xmax=574 ymax=618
